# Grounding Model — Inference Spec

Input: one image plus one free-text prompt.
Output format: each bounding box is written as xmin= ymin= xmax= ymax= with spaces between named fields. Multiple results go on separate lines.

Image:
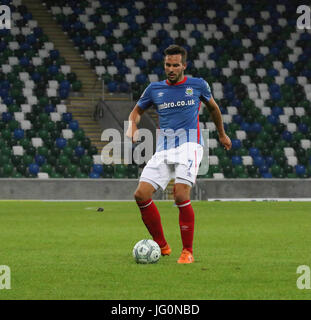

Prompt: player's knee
xmin=134 ymin=189 xmax=148 ymax=202
xmin=174 ymin=193 xmax=189 ymax=204
xmin=174 ymin=190 xmax=189 ymax=204
xmin=174 ymin=184 xmax=190 ymax=204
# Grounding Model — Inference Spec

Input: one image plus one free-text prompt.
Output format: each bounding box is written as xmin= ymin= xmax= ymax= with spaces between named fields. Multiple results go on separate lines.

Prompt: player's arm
xmin=204 ymin=97 xmax=232 ymax=150
xmin=126 ymin=104 xmax=145 ymax=142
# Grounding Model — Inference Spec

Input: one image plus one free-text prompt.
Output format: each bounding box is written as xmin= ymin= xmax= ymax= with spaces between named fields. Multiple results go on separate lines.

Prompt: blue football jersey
xmin=137 ymin=76 xmax=212 ymax=151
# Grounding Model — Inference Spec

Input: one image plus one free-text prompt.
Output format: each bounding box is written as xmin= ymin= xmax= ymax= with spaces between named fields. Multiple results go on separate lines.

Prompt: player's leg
xmin=134 ymin=178 xmax=171 ymax=255
xmin=173 ymin=181 xmax=191 ymax=203
xmin=134 ymin=181 xmax=156 ymax=202
xmin=174 ymin=182 xmax=195 ymax=263
xmin=173 ymin=142 xmax=204 ymax=263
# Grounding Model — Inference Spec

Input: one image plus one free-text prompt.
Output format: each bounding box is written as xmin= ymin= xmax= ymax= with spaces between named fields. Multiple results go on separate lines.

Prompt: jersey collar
xmin=165 ymin=76 xmax=187 ymax=86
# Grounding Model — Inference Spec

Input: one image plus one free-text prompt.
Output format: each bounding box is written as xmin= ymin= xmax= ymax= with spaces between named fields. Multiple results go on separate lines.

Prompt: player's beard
xmin=166 ymin=70 xmax=184 ymax=84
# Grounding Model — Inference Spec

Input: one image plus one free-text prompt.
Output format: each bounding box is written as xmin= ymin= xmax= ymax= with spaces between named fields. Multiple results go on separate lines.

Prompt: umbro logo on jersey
xmin=158 ymin=92 xmax=164 ymax=97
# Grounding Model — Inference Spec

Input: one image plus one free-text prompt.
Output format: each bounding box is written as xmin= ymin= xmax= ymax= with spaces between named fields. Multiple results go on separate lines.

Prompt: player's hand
xmin=219 ymin=133 xmax=232 ymax=150
xmin=126 ymin=122 xmax=139 ymax=143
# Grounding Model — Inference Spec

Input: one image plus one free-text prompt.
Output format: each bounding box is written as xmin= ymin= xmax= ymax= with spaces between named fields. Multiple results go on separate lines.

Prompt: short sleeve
xmin=137 ymin=84 xmax=153 ymax=110
xmin=199 ymin=78 xmax=212 ymax=103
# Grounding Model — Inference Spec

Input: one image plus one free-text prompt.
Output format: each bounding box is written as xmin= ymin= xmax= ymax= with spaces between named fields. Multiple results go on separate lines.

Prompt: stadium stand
xmin=1 ymin=0 xmax=311 ymax=180
xmin=43 ymin=0 xmax=311 ymax=179
xmin=0 ymin=0 xmax=140 ymax=179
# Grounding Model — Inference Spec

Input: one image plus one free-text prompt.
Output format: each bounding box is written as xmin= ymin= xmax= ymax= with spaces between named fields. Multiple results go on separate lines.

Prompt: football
xmin=132 ymin=239 xmax=161 ymax=264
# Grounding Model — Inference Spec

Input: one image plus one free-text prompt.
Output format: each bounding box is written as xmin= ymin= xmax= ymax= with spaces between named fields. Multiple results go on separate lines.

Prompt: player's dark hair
xmin=164 ymin=45 xmax=187 ymax=64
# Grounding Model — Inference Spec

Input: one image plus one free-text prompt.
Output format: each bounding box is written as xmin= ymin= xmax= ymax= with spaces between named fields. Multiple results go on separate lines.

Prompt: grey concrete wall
xmin=98 ymin=100 xmax=157 ymax=150
xmin=100 ymin=100 xmax=156 ymax=132
xmin=95 ymin=100 xmax=124 ymax=133
xmin=192 ymin=179 xmax=311 ymax=200
xmin=0 ymin=179 xmax=138 ymax=200
xmin=0 ymin=179 xmax=310 ymax=200
xmin=0 ymin=179 xmax=162 ymax=200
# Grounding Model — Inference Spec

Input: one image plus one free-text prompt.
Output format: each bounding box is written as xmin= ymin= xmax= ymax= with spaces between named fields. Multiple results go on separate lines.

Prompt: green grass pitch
xmin=0 ymin=200 xmax=311 ymax=300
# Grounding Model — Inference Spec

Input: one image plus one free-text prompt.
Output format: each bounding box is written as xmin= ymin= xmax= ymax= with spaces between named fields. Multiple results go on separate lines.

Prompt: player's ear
xmin=183 ymin=62 xmax=187 ymax=70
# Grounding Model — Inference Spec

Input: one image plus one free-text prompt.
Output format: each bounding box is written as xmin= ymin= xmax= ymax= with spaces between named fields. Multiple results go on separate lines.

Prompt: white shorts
xmin=140 ymin=142 xmax=204 ymax=190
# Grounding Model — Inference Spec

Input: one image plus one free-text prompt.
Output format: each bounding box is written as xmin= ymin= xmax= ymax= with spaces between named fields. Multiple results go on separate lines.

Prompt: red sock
xmin=176 ymin=200 xmax=194 ymax=254
xmin=136 ymin=199 xmax=167 ymax=248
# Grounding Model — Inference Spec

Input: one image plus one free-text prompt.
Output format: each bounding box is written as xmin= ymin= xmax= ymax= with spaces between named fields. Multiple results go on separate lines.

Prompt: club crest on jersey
xmin=185 ymin=87 xmax=193 ymax=96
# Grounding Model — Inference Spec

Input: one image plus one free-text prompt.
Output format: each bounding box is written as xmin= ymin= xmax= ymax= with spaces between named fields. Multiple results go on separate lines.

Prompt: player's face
xmin=164 ymin=54 xmax=186 ymax=84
